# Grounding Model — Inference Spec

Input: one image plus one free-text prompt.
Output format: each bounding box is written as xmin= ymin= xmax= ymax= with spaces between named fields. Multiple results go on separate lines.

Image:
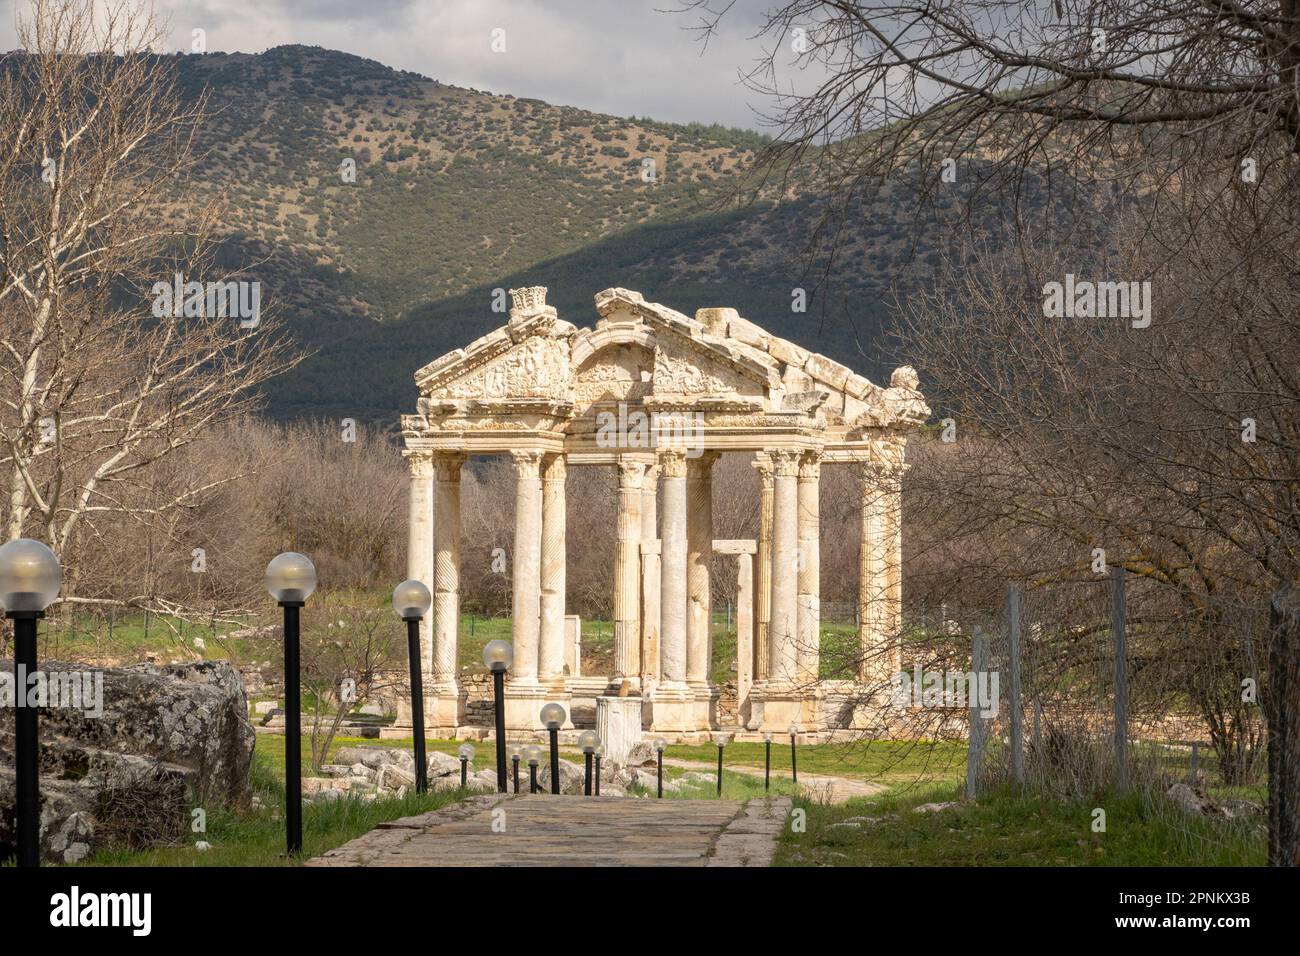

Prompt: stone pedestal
xmin=596 ymin=696 xmax=644 ymax=766
xmin=648 ymin=681 xmax=696 ymax=732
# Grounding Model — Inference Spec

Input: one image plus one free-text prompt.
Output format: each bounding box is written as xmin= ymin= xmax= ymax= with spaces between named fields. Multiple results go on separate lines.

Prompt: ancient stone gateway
xmin=396 ymin=286 xmax=928 ymax=741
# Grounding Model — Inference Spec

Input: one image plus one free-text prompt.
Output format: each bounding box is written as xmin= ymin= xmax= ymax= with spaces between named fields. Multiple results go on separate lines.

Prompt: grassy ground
xmin=661 ymin=739 xmax=967 ymax=789
xmin=773 ymin=784 xmax=1266 ymax=867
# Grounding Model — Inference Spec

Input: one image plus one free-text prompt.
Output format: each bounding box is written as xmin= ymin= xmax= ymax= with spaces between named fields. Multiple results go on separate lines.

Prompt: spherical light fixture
xmin=540 ymin=702 xmax=566 ymax=729
xmin=0 ymin=538 xmax=62 ymax=613
xmin=265 ymin=552 xmax=317 ymax=604
xmin=391 ymin=579 xmax=431 ymax=621
xmin=482 ymin=639 xmax=514 ymax=672
xmin=578 ymin=730 xmax=600 ymax=754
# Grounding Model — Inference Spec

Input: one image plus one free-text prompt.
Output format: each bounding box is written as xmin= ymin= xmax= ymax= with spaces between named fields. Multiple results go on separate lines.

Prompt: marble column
xmin=882 ymin=463 xmax=905 ymax=676
xmin=538 ymin=454 xmax=568 ymax=691
xmin=686 ymin=451 xmax=719 ymax=729
xmin=612 ymin=458 xmax=644 ymax=691
xmin=639 ymin=464 xmax=661 ymax=689
xmin=506 ymin=450 xmax=546 ymax=729
xmin=650 ymin=449 xmax=693 ymax=730
xmin=752 ymin=454 xmax=773 ymax=682
xmin=429 ymin=452 xmax=466 ymax=730
xmin=760 ymin=449 xmax=801 ymax=730
xmin=796 ymin=451 xmax=821 ymax=684
xmin=735 ymin=551 xmax=754 ymax=722
xmin=857 ymin=461 xmax=889 ymax=684
xmin=398 ymin=450 xmax=434 ymax=733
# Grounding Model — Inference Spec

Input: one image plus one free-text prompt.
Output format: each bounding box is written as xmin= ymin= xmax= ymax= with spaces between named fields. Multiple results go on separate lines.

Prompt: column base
xmin=504 ymin=681 xmax=573 ymax=731
xmin=392 ymin=682 xmax=465 ymax=737
xmin=646 ymin=681 xmax=696 ymax=732
xmin=755 ymin=682 xmax=810 ymax=733
xmin=689 ymin=681 xmax=719 ymax=730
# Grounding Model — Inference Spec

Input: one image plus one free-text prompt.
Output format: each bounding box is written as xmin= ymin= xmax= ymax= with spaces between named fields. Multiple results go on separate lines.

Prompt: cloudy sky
xmin=0 ymin=0 xmax=813 ymax=131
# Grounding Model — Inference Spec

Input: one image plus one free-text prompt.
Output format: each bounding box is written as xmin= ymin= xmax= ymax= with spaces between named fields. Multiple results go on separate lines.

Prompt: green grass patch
xmin=774 ymin=784 xmax=1266 ymax=867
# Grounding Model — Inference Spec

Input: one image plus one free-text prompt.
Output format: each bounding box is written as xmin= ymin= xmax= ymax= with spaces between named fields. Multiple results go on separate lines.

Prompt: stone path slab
xmin=307 ymin=794 xmax=792 ymax=867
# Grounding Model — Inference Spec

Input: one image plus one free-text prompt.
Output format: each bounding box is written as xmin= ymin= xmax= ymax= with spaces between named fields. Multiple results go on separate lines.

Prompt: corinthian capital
xmin=511 ymin=449 xmax=543 ymax=478
xmin=658 ymin=448 xmax=688 ymax=479
xmin=404 ymin=449 xmax=435 ymax=479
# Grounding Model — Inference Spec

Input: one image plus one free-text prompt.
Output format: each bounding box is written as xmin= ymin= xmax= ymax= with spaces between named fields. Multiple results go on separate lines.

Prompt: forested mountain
xmin=176 ymin=45 xmax=967 ymax=421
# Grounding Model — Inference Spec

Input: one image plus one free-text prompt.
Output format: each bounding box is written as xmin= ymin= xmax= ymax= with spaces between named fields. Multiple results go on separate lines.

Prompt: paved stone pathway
xmin=307 ymin=793 xmax=792 ymax=867
xmin=662 ymin=758 xmax=885 ymax=803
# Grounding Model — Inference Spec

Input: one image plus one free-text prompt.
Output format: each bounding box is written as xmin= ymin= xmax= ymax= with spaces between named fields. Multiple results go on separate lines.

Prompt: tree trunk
xmin=1267 ymin=589 xmax=1300 ymax=866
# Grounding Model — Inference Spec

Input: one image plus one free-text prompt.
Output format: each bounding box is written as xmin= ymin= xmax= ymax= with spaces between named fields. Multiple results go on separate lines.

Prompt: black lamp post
xmin=540 ymin=703 xmax=566 ymax=794
xmin=654 ymin=738 xmax=666 ymax=798
xmin=789 ymin=724 xmax=799 ymax=785
xmin=593 ymin=746 xmax=603 ymax=796
xmin=526 ymin=745 xmax=542 ymax=793
xmin=764 ymin=732 xmax=773 ymax=791
xmin=458 ymin=744 xmax=474 ymax=788
xmin=579 ymin=730 xmax=599 ymax=796
xmin=714 ymin=734 xmax=729 ymax=798
xmin=0 ymin=538 xmax=62 ymax=868
xmin=482 ymin=640 xmax=513 ymax=793
xmin=266 ymin=551 xmax=317 ymax=856
xmin=509 ymin=743 xmax=523 ymax=794
xmin=392 ymin=580 xmax=432 ymax=794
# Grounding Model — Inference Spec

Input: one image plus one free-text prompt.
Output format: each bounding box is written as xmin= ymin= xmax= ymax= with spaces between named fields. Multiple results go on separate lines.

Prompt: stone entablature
xmin=394 ymin=286 xmax=929 ymax=738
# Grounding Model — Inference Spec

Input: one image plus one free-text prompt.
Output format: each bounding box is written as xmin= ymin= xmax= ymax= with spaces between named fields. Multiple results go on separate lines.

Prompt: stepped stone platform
xmin=307 ymin=793 xmax=791 ymax=867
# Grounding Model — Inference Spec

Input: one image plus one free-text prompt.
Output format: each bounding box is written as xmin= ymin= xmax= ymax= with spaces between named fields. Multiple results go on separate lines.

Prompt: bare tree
xmin=0 ymin=0 xmax=297 ymax=612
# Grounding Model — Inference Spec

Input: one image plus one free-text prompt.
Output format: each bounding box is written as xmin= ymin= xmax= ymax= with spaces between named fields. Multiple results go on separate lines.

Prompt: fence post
xmin=966 ymin=625 xmax=987 ymax=800
xmin=1189 ymin=742 xmax=1199 ymax=785
xmin=1111 ymin=565 xmax=1129 ymax=792
xmin=1008 ymin=584 xmax=1023 ymax=784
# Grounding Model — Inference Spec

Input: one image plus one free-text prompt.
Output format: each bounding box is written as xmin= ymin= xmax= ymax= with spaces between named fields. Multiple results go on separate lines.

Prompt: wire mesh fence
xmin=954 ymin=570 xmax=1267 ymax=804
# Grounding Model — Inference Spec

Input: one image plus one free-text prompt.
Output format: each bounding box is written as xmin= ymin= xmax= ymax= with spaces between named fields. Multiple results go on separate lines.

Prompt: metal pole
xmin=460 ymin=757 xmax=468 ymax=788
xmin=790 ymin=733 xmax=798 ymax=784
xmin=966 ymin=625 xmax=986 ymax=801
xmin=657 ymin=750 xmax=663 ymax=798
xmin=283 ymin=602 xmax=303 ymax=855
xmin=513 ymin=757 xmax=520 ymax=794
xmin=1111 ymin=566 xmax=1129 ymax=792
xmin=716 ymin=745 xmax=723 ymax=797
xmin=529 ymin=764 xmax=538 ymax=794
xmin=765 ymin=740 xmax=770 ymax=791
xmin=492 ymin=669 xmax=507 ymax=793
xmin=595 ymin=756 xmax=601 ymax=795
xmin=405 ymin=618 xmax=427 ymax=794
xmin=584 ymin=752 xmax=593 ymax=796
xmin=548 ymin=727 xmax=560 ymax=794
xmin=13 ymin=613 xmax=39 ymax=867
xmin=1008 ymin=585 xmax=1023 ymax=784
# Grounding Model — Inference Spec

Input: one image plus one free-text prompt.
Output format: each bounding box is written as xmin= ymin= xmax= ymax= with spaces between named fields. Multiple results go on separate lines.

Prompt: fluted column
xmin=796 ymin=450 xmax=821 ymax=685
xmin=768 ymin=450 xmax=800 ymax=686
xmin=612 ymin=458 xmax=645 ymax=690
xmin=857 ymin=460 xmax=889 ymax=683
xmin=404 ymin=449 xmax=435 ymax=684
xmin=427 ymin=452 xmax=466 ymax=730
xmin=538 ymin=454 xmax=567 ymax=689
xmin=686 ymin=452 xmax=718 ymax=686
xmin=511 ymin=451 xmax=543 ymax=685
xmin=651 ymin=450 xmax=693 ymax=730
xmin=752 ymin=454 xmax=773 ymax=682
xmin=640 ymin=464 xmax=661 ymax=688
